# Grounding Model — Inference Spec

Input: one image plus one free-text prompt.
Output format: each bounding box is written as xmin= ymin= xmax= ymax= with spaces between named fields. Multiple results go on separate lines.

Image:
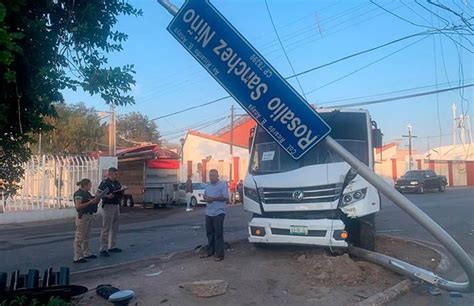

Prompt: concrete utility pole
xmin=108 ymin=105 xmax=116 ymax=156
xmin=229 ymin=104 xmax=234 ymax=181
xmin=402 ymin=124 xmax=417 ymax=171
xmin=452 ymin=103 xmax=457 ymax=146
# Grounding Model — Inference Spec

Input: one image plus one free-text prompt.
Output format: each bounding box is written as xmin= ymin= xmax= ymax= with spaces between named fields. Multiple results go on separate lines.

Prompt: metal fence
xmin=1 ymin=156 xmax=99 ymax=213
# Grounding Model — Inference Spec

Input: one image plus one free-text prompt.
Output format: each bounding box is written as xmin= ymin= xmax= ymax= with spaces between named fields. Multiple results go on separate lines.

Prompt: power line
xmin=318 ymin=79 xmax=473 ymax=105
xmin=328 ymin=83 xmax=474 ymax=108
xmin=305 ymin=35 xmax=429 ymax=95
xmin=160 ymin=116 xmax=228 ymax=137
xmin=151 ymin=96 xmax=231 ymax=120
xmin=264 ymin=0 xmax=307 ymax=100
xmin=151 ymin=28 xmax=462 ymax=121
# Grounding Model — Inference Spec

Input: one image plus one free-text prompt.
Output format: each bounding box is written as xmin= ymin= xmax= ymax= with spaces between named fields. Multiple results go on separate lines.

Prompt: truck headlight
xmin=244 ymin=187 xmax=260 ymax=203
xmin=342 ymin=188 xmax=367 ymax=206
xmin=410 ymin=181 xmax=419 ymax=185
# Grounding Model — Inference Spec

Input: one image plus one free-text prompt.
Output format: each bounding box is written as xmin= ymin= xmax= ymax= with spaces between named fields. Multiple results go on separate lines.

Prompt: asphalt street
xmin=0 ymin=187 xmax=472 ymax=304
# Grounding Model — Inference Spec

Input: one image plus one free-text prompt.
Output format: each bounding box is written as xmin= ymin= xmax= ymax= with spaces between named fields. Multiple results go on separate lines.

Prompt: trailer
xmin=117 ymin=145 xmax=180 ymax=208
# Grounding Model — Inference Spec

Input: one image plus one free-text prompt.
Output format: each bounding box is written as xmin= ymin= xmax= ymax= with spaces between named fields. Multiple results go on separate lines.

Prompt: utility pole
xmin=402 ymin=124 xmax=417 ymax=171
xmin=460 ymin=113 xmax=466 ymax=145
xmin=452 ymin=103 xmax=457 ymax=146
xmin=108 ymin=105 xmax=116 ymax=156
xmin=229 ymin=104 xmax=234 ymax=181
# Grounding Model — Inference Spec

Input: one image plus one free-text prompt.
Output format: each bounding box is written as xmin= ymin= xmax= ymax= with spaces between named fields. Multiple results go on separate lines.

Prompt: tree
xmin=0 ymin=1 xmax=141 ymax=193
xmin=116 ymin=112 xmax=161 ymax=147
xmin=31 ymin=103 xmax=105 ymax=155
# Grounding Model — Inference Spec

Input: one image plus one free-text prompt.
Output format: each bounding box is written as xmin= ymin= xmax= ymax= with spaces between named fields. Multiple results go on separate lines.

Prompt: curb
xmin=357 ymin=235 xmax=451 ymax=306
xmin=357 ymin=279 xmax=413 ymax=306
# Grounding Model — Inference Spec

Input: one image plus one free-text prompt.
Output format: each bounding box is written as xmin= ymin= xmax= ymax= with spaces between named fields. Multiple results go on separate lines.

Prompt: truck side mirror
xmin=372 ymin=128 xmax=383 ymax=148
xmin=248 ymin=127 xmax=255 ymax=153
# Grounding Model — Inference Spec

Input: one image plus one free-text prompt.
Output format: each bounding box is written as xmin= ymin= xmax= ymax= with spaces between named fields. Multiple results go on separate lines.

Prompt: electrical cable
xmin=264 ymin=0 xmax=307 ymax=100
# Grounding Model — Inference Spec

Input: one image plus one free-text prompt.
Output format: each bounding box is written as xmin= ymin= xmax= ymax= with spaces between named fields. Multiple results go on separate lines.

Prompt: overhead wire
xmin=318 ymin=79 xmax=473 ymax=105
xmin=327 ymin=83 xmax=474 ymax=108
xmin=264 ymin=0 xmax=307 ymax=100
xmin=305 ymin=35 xmax=429 ymax=95
xmin=150 ymin=26 xmax=469 ymax=121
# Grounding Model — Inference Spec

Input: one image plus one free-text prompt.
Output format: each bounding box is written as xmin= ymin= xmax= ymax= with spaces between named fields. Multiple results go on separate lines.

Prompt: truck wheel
xmin=347 ymin=214 xmax=376 ymax=251
xmin=359 ymin=214 xmax=376 ymax=251
xmin=438 ymin=184 xmax=446 ymax=192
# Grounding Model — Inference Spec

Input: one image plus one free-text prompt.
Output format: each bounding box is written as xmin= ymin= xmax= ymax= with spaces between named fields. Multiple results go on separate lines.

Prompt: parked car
xmin=177 ymin=183 xmax=207 ymax=206
xmin=395 ymin=170 xmax=447 ymax=194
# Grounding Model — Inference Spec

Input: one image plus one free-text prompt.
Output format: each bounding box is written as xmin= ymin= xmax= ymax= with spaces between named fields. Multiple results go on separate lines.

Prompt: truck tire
xmin=347 ymin=214 xmax=376 ymax=251
xmin=438 ymin=184 xmax=446 ymax=192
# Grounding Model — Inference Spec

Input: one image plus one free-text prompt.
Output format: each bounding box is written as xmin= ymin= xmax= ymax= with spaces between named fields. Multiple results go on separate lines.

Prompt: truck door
xmin=425 ymin=170 xmax=436 ymax=188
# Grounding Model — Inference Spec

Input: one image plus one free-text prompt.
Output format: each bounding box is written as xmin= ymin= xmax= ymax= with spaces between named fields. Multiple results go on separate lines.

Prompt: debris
xmin=428 ymin=286 xmax=442 ymax=296
xmin=160 ymin=298 xmax=168 ymax=303
xmin=449 ymin=292 xmax=463 ymax=298
xmin=315 ymin=272 xmax=329 ymax=280
xmin=179 ymin=280 xmax=228 ymax=298
xmin=296 ymin=255 xmax=306 ymax=263
xmin=108 ymin=289 xmax=135 ymax=306
xmin=145 ymin=271 xmax=163 ymax=277
xmin=140 ymin=264 xmax=155 ymax=271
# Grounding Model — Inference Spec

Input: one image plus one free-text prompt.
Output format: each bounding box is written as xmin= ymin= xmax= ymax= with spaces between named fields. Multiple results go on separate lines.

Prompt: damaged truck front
xmin=244 ymin=108 xmax=383 ymax=251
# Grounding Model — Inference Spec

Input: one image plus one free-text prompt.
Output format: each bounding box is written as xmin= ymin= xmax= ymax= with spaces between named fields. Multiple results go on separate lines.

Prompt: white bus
xmin=243 ymin=108 xmax=382 ymax=251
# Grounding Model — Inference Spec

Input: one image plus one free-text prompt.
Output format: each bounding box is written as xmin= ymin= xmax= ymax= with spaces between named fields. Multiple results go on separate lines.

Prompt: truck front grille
xmin=261 ymin=183 xmax=342 ymax=204
xmin=271 ymin=228 xmax=327 ymax=237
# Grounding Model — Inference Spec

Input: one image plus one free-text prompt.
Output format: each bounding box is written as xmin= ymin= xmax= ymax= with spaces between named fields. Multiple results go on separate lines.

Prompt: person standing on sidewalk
xmin=185 ymin=175 xmax=194 ymax=212
xmin=201 ymin=169 xmax=228 ymax=261
xmin=237 ymin=180 xmax=244 ymax=204
xmin=229 ymin=180 xmax=237 ymax=205
xmin=98 ymin=167 xmax=123 ymax=257
xmin=73 ymin=178 xmax=100 ymax=264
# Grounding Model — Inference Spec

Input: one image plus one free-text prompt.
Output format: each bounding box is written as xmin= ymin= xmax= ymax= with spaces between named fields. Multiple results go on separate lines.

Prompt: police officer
xmin=98 ymin=167 xmax=124 ymax=257
xmin=73 ymin=178 xmax=100 ymax=263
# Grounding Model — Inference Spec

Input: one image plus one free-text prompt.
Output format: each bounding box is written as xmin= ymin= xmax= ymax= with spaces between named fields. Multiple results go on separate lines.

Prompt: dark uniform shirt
xmin=185 ymin=179 xmax=193 ymax=193
xmin=98 ymin=178 xmax=122 ymax=205
xmin=74 ymin=189 xmax=98 ymax=215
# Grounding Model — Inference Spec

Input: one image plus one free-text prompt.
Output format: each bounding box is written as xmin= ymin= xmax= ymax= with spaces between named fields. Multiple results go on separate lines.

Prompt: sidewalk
xmin=0 ymin=208 xmax=76 ymax=225
xmin=71 ymin=236 xmax=442 ymax=305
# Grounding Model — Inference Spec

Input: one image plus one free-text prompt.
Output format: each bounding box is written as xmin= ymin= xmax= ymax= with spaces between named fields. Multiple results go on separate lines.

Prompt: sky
xmin=62 ymin=0 xmax=473 ymax=153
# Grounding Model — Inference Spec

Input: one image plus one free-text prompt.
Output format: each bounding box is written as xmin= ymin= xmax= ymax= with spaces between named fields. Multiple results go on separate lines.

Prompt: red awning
xmin=146 ymin=159 xmax=180 ymax=169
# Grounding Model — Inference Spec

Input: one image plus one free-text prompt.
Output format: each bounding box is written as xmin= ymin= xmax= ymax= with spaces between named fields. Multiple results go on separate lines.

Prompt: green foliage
xmin=0 ymin=0 xmax=141 ymax=193
xmin=1 ymin=296 xmax=70 ymax=306
xmin=31 ymin=102 xmax=105 ymax=154
xmin=116 ymin=112 xmax=161 ymax=147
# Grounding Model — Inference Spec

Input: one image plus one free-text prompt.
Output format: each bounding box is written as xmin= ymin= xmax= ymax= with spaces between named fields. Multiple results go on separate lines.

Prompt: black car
xmin=395 ymin=170 xmax=447 ymax=194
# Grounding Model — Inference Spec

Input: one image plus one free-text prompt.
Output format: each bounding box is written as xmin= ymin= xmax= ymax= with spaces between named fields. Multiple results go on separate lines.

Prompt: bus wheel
xmin=347 ymin=214 xmax=376 ymax=251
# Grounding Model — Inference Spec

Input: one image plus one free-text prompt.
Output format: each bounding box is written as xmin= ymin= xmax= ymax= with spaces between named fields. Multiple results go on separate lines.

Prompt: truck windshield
xmin=402 ymin=171 xmax=424 ymax=178
xmin=249 ymin=111 xmax=369 ymax=175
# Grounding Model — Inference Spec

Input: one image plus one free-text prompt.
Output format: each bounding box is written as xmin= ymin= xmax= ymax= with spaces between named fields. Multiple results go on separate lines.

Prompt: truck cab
xmin=244 ymin=108 xmax=382 ymax=251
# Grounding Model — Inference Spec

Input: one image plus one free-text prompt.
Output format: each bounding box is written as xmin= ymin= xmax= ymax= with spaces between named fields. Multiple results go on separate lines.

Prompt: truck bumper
xmin=248 ymin=217 xmax=348 ymax=248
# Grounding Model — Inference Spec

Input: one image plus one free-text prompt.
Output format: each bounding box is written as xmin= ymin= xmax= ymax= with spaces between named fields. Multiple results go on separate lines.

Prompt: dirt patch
xmin=71 ymin=236 xmax=441 ymax=306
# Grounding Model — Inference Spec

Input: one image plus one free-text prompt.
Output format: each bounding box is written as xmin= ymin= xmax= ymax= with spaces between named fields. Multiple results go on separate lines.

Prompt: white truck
xmin=243 ymin=108 xmax=383 ymax=251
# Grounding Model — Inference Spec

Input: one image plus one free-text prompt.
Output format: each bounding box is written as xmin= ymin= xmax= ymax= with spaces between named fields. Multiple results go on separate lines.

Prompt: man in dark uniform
xmin=97 ymin=167 xmax=123 ymax=257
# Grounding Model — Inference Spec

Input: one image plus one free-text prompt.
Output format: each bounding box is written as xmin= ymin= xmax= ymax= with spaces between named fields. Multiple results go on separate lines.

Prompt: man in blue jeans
xmin=201 ymin=169 xmax=228 ymax=261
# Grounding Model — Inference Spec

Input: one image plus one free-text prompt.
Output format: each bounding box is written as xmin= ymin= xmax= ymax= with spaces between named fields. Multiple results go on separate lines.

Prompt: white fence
xmin=1 ymin=155 xmax=99 ymax=213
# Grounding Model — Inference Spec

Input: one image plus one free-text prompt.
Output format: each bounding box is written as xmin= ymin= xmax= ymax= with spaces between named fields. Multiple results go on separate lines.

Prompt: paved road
xmin=0 ymin=187 xmax=472 ymax=304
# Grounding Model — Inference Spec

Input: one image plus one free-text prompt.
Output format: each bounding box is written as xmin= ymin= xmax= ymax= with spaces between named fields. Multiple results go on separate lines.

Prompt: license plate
xmin=290 ymin=226 xmax=308 ymax=235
